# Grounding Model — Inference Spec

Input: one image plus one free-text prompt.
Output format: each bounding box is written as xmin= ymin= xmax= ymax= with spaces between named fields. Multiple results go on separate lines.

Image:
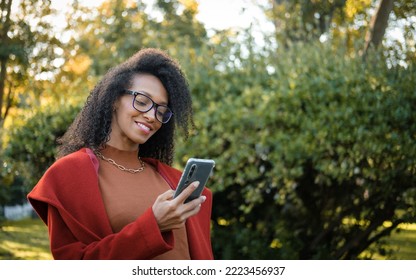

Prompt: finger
xmin=157 ymin=189 xmax=175 ymax=201
xmin=181 ymin=198 xmax=206 ymax=219
xmin=175 ymin=181 xmax=200 ymax=204
xmin=181 ymin=195 xmax=206 ymax=214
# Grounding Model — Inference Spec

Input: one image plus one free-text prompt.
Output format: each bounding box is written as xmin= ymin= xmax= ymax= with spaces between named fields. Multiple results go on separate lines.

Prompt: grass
xmin=383 ymin=229 xmax=416 ymax=259
xmin=0 ymin=218 xmax=52 ymax=260
xmin=363 ymin=223 xmax=416 ymax=260
xmin=0 ymin=218 xmax=415 ymax=260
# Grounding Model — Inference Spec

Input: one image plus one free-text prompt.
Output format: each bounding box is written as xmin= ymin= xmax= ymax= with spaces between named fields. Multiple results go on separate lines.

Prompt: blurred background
xmin=0 ymin=0 xmax=415 ymax=260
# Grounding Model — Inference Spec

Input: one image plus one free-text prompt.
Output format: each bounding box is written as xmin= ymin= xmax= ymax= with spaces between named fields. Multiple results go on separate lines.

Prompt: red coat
xmin=27 ymin=148 xmax=213 ymax=260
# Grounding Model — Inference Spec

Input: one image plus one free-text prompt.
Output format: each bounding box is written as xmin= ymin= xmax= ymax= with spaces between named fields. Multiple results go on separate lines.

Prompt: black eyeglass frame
xmin=124 ymin=89 xmax=173 ymax=124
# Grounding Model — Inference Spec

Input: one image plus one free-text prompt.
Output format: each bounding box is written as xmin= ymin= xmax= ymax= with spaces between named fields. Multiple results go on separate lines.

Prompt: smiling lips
xmin=136 ymin=122 xmax=151 ymax=134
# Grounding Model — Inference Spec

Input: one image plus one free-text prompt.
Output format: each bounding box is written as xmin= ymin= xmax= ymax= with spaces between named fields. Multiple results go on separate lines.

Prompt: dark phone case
xmin=174 ymin=158 xmax=215 ymax=203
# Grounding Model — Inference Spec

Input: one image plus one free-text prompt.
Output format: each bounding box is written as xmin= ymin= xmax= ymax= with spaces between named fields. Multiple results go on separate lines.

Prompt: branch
xmin=334 ymin=216 xmax=384 ymax=259
xmin=367 ymin=219 xmax=403 ymax=245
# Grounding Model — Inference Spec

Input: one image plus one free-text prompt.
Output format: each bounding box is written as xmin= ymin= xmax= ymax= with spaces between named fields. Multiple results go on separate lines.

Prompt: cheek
xmin=119 ymin=101 xmax=138 ymax=118
xmin=113 ymin=106 xmax=136 ymax=128
xmin=151 ymin=122 xmax=164 ymax=136
xmin=153 ymin=123 xmax=163 ymax=134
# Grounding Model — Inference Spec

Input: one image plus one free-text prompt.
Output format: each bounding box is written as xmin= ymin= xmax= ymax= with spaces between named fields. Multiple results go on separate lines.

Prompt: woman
xmin=27 ymin=48 xmax=213 ymax=260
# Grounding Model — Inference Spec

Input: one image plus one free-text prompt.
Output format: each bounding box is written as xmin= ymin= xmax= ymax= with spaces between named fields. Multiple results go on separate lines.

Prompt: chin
xmin=135 ymin=135 xmax=153 ymax=145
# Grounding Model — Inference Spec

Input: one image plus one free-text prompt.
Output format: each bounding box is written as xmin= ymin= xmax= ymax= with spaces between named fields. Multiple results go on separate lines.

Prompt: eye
xmin=135 ymin=95 xmax=151 ymax=107
xmin=156 ymin=110 xmax=164 ymax=117
xmin=135 ymin=100 xmax=147 ymax=107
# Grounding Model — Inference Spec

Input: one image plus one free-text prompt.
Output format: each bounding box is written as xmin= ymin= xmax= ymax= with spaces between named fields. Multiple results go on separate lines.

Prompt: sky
xmin=194 ymin=0 xmax=272 ymax=31
xmin=49 ymin=0 xmax=274 ymax=33
xmin=194 ymin=0 xmax=274 ymax=46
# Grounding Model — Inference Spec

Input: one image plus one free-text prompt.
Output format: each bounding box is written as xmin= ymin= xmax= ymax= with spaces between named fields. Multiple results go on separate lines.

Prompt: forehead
xmin=129 ymin=73 xmax=168 ymax=103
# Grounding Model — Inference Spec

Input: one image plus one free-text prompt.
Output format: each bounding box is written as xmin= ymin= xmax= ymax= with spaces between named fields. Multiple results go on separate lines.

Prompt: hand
xmin=152 ymin=181 xmax=206 ymax=232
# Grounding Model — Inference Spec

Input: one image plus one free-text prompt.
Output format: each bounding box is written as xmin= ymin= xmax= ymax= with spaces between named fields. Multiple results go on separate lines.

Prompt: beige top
xmin=97 ymin=145 xmax=190 ymax=260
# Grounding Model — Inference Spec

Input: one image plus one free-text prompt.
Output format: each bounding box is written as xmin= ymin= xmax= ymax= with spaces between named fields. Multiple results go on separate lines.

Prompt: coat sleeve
xmin=47 ymin=204 xmax=174 ymax=260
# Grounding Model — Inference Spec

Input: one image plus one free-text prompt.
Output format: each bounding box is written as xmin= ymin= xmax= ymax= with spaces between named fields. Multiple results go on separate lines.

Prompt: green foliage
xmin=268 ymin=0 xmax=416 ymax=64
xmin=268 ymin=0 xmax=362 ymax=44
xmin=176 ymin=42 xmax=416 ymax=259
xmin=0 ymin=171 xmax=12 ymax=215
xmin=3 ymin=103 xmax=80 ymax=195
xmin=1 ymin=0 xmax=415 ymax=260
xmin=64 ymin=0 xmax=207 ymax=77
xmin=0 ymin=0 xmax=61 ymax=124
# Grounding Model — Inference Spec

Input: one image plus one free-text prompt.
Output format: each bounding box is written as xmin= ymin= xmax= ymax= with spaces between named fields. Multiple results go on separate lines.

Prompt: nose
xmin=142 ymin=106 xmax=157 ymax=122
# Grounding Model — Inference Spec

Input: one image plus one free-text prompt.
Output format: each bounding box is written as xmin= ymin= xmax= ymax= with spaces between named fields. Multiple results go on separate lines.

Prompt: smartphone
xmin=173 ymin=158 xmax=215 ymax=203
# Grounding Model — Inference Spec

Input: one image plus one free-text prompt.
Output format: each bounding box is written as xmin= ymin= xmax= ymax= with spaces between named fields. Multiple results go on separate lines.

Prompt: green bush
xmin=3 ymin=41 xmax=415 ymax=260
xmin=176 ymin=42 xmax=416 ymax=259
xmin=3 ymin=103 xmax=81 ymax=195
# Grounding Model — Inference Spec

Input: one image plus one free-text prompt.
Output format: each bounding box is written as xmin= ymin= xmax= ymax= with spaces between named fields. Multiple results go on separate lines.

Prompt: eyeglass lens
xmin=133 ymin=94 xmax=172 ymax=123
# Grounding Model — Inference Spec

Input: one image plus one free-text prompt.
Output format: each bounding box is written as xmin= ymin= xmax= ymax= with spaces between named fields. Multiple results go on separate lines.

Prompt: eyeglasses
xmin=125 ymin=89 xmax=173 ymax=124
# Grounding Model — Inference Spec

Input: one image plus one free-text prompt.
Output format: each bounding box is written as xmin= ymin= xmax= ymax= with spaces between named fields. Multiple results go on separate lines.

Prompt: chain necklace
xmin=95 ymin=151 xmax=145 ymax=174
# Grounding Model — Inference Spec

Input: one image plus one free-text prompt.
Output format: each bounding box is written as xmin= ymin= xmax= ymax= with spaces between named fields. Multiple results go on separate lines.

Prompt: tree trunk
xmin=0 ymin=58 xmax=6 ymax=125
xmin=0 ymin=0 xmax=13 ymax=126
xmin=362 ymin=0 xmax=395 ymax=58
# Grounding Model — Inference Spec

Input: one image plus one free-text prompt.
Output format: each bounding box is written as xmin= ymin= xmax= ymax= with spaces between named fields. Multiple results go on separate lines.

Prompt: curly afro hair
xmin=57 ymin=48 xmax=194 ymax=165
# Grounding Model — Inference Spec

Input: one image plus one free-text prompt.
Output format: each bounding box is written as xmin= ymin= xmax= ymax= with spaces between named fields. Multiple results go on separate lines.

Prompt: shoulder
xmin=50 ymin=148 xmax=96 ymax=172
xmin=55 ymin=148 xmax=93 ymax=165
xmin=38 ymin=148 xmax=97 ymax=185
xmin=28 ymin=148 xmax=98 ymax=222
xmin=31 ymin=148 xmax=98 ymax=200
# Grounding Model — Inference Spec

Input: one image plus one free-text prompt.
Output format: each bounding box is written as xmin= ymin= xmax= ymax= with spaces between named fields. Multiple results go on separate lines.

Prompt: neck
xmin=105 ymin=140 xmax=139 ymax=153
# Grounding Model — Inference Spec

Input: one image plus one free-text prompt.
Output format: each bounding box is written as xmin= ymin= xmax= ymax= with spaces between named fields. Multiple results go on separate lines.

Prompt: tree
xmin=0 ymin=0 xmax=63 ymax=222
xmin=62 ymin=0 xmax=207 ymax=79
xmin=362 ymin=0 xmax=395 ymax=57
xmin=0 ymin=0 xmax=13 ymax=125
xmin=267 ymin=0 xmax=415 ymax=60
xmin=269 ymin=0 xmax=350 ymax=44
xmin=0 ymin=0 xmax=60 ymax=127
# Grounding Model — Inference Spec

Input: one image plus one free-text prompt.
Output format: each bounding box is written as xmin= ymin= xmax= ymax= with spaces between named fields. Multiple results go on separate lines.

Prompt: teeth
xmin=138 ymin=123 xmax=150 ymax=132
